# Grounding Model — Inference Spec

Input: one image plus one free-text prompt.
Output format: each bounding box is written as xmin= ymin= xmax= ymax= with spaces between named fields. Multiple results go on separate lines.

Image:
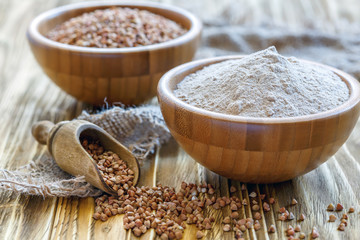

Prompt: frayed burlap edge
xmin=0 ymin=105 xmax=170 ymax=198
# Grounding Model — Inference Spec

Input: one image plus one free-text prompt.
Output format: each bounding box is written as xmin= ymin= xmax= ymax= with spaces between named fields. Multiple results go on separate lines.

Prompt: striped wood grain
xmin=1 ymin=0 xmax=360 ymax=239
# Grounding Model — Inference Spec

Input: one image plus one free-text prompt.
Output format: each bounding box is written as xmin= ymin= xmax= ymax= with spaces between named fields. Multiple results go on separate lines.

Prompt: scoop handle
xmin=32 ymin=121 xmax=55 ymax=145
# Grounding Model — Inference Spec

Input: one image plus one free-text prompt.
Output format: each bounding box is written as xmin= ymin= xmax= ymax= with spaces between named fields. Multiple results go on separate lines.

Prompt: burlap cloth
xmin=1 ymin=1 xmax=359 ymax=197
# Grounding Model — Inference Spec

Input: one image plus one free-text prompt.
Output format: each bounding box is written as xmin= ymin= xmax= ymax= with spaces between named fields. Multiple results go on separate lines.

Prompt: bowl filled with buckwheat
xmin=27 ymin=1 xmax=201 ymax=105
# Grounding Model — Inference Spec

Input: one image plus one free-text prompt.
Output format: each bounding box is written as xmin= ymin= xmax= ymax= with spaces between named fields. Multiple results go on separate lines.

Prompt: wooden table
xmin=0 ymin=0 xmax=359 ymax=239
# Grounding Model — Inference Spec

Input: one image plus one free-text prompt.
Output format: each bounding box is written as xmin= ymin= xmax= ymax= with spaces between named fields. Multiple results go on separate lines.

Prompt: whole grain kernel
xmin=327 ymin=204 xmax=335 ymax=211
xmin=338 ymin=223 xmax=346 ymax=231
xmin=205 ymin=223 xmax=212 ymax=230
xmin=268 ymin=224 xmax=276 ymax=233
xmin=287 ymin=225 xmax=294 ymax=236
xmin=235 ymin=230 xmax=243 ymax=239
xmin=299 ymin=232 xmax=306 ymax=239
xmin=288 ymin=212 xmax=295 ymax=220
xmin=254 ymin=212 xmax=262 ymax=220
xmin=240 ymin=225 xmax=247 ymax=232
xmin=231 ymin=203 xmax=238 ymax=211
xmin=238 ymin=219 xmax=246 ymax=225
xmin=279 ymin=214 xmax=287 ymax=221
xmin=263 ymin=202 xmax=271 ymax=212
xmin=161 ymin=233 xmax=169 ymax=240
xmin=242 ymin=199 xmax=248 ymax=206
xmin=252 ymin=204 xmax=260 ymax=211
xmin=341 ymin=214 xmax=348 ymax=220
xmin=336 ymin=203 xmax=344 ymax=211
xmin=231 ymin=212 xmax=239 ymax=219
xmin=348 ymin=207 xmax=355 ymax=213
xmin=174 ymin=230 xmax=183 ymax=239
xmin=254 ymin=221 xmax=261 ymax=231
xmin=329 ymin=214 xmax=337 ymax=222
xmin=341 ymin=219 xmax=347 ymax=226
xmin=269 ymin=198 xmax=275 ymax=204
xmin=294 ymin=225 xmax=301 ymax=232
xmin=249 ymin=192 xmax=257 ymax=198
xmin=299 ymin=213 xmax=306 ymax=221
xmin=133 ymin=227 xmax=142 ymax=237
xmin=245 ymin=221 xmax=253 ymax=229
xmin=311 ymin=227 xmax=319 ymax=239
xmin=223 ymin=224 xmax=231 ymax=232
xmin=100 ymin=213 xmax=108 ymax=221
xmin=93 ymin=212 xmax=100 ymax=220
xmin=291 ymin=198 xmax=298 ymax=205
xmin=230 ymin=186 xmax=237 ymax=193
xmin=208 ymin=188 xmax=215 ymax=195
xmin=213 ymin=202 xmax=220 ymax=210
xmin=223 ymin=216 xmax=231 ymax=224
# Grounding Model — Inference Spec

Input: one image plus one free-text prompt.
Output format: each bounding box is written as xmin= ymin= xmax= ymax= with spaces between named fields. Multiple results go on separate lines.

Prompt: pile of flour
xmin=174 ymin=47 xmax=350 ymax=118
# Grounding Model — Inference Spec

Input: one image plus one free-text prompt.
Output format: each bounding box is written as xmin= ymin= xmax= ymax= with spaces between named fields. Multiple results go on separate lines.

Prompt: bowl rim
xmin=27 ymin=1 xmax=202 ymax=53
xmin=158 ymin=55 xmax=360 ymax=124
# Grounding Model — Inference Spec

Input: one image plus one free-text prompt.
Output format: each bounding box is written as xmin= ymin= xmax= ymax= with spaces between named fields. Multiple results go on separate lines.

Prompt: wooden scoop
xmin=31 ymin=120 xmax=140 ymax=195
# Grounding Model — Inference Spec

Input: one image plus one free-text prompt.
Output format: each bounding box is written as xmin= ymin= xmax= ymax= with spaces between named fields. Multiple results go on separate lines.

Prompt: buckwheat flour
xmin=174 ymin=46 xmax=350 ymax=118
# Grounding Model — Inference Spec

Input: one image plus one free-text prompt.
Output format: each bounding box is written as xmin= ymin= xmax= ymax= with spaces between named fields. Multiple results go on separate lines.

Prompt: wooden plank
xmin=1 ymin=0 xmax=360 ymax=239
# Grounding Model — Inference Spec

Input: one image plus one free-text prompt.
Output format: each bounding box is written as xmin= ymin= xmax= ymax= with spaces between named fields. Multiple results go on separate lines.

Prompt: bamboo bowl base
xmin=157 ymin=56 xmax=360 ymax=183
xmin=27 ymin=1 xmax=202 ymax=105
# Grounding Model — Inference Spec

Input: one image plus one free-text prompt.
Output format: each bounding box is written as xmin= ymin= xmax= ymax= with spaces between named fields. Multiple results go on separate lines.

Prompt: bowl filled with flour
xmin=157 ymin=47 xmax=360 ymax=183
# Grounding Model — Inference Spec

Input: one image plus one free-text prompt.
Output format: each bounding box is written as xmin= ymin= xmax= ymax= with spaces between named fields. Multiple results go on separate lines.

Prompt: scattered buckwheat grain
xmin=338 ymin=223 xmax=346 ymax=231
xmin=291 ymin=198 xmax=298 ymax=205
xmin=269 ymin=224 xmax=276 ymax=233
xmin=327 ymin=204 xmax=335 ymax=211
xmin=252 ymin=204 xmax=260 ymax=211
xmin=223 ymin=224 xmax=231 ymax=232
xmin=254 ymin=212 xmax=262 ymax=220
xmin=223 ymin=216 xmax=231 ymax=224
xmin=341 ymin=219 xmax=348 ymax=226
xmin=311 ymin=227 xmax=319 ymax=238
xmin=336 ymin=203 xmax=344 ymax=211
xmin=287 ymin=225 xmax=295 ymax=236
xmin=329 ymin=214 xmax=337 ymax=222
xmin=196 ymin=231 xmax=204 ymax=239
xmin=230 ymin=186 xmax=237 ymax=193
xmin=288 ymin=212 xmax=295 ymax=220
xmin=263 ymin=202 xmax=270 ymax=212
xmin=249 ymin=192 xmax=257 ymax=198
xmin=299 ymin=232 xmax=306 ymax=239
xmin=254 ymin=221 xmax=261 ymax=231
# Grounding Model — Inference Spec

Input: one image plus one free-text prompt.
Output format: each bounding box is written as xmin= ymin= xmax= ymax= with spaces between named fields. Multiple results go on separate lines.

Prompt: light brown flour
xmin=174 ymin=47 xmax=349 ymax=118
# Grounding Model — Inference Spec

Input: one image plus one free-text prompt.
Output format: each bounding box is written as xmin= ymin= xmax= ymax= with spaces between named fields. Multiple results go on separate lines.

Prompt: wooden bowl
xmin=157 ymin=56 xmax=360 ymax=183
xmin=27 ymin=1 xmax=201 ymax=105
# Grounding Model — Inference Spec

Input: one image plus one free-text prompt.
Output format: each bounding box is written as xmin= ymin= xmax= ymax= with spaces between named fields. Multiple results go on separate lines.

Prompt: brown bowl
xmin=157 ymin=56 xmax=360 ymax=183
xmin=27 ymin=1 xmax=201 ymax=105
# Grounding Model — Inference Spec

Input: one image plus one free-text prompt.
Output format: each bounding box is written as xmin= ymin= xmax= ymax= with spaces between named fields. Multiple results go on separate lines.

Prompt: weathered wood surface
xmin=0 ymin=0 xmax=360 ymax=239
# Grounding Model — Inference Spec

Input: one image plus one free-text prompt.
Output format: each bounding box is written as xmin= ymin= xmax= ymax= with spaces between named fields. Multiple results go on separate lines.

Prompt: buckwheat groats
xmin=85 ymin=139 xmax=356 ymax=238
xmin=47 ymin=7 xmax=187 ymax=48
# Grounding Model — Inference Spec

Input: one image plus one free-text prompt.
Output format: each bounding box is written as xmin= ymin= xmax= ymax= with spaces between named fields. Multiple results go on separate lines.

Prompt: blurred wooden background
xmin=0 ymin=0 xmax=359 ymax=239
